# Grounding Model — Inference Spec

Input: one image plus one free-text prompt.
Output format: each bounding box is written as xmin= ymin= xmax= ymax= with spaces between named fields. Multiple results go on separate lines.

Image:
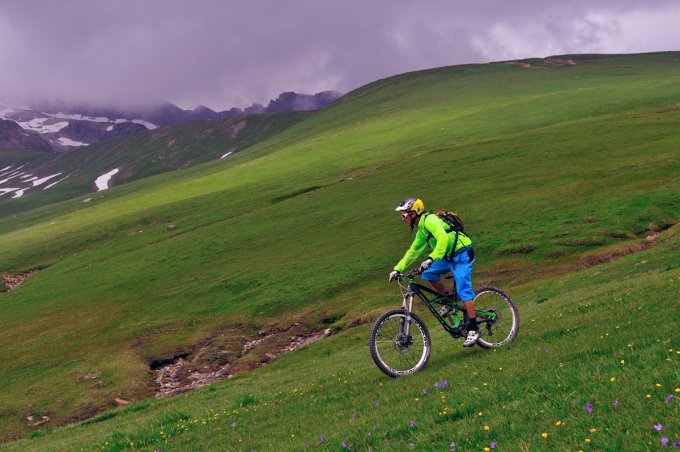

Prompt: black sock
xmin=468 ymin=318 xmax=479 ymax=331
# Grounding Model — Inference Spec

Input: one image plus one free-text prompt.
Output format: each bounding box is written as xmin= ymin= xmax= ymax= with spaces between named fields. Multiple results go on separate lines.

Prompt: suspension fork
xmin=399 ymin=286 xmax=416 ymax=337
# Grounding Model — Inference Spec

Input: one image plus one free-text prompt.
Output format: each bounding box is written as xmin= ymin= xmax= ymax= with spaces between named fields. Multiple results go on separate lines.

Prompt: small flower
xmin=374 ymin=401 xmax=380 ymax=407
xmin=545 ymin=348 xmax=549 ymax=353
xmin=555 ymin=421 xmax=562 ymax=426
xmin=612 ymin=401 xmax=619 ymax=408
xmin=478 ymin=411 xmax=484 ymax=417
xmin=672 ymin=440 xmax=680 ymax=447
xmin=664 ymin=394 xmax=674 ymax=404
xmin=367 ymin=432 xmax=371 ymax=437
xmin=341 ymin=441 xmax=347 ymax=448
xmin=483 ymin=425 xmax=490 ymax=431
xmin=585 ymin=403 xmax=593 ymax=413
xmin=661 ymin=438 xmax=668 ymax=447
xmin=585 ymin=438 xmax=591 ymax=443
xmin=610 ymin=377 xmax=616 ymax=382
xmin=409 ymin=421 xmax=416 ymax=427
xmin=231 ymin=422 xmax=236 ymax=427
xmin=490 ymin=441 xmax=496 ymax=448
xmin=434 ymin=382 xmax=439 ymax=387
xmin=620 ymin=359 xmax=625 ymax=365
xmin=654 ymin=424 xmax=663 ymax=431
xmin=441 ymin=379 xmax=448 ymax=388
xmin=422 ymin=388 xmax=428 ymax=394
xmin=449 ymin=441 xmax=456 ymax=451
xmin=318 ymin=435 xmax=325 ymax=442
xmin=541 ymin=432 xmax=548 ymax=439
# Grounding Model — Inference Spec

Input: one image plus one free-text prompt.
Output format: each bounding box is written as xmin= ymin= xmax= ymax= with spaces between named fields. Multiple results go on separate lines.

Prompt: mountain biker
xmin=389 ymin=198 xmax=480 ymax=347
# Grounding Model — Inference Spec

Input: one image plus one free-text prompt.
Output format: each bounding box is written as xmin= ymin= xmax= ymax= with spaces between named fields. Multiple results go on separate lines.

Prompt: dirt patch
xmin=544 ymin=57 xmax=577 ymax=66
xmin=230 ymin=120 xmax=247 ymax=139
xmin=153 ymin=324 xmax=332 ymax=397
xmin=1 ymin=269 xmax=40 ymax=291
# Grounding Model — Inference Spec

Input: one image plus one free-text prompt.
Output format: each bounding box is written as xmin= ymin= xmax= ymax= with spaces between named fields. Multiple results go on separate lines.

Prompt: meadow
xmin=0 ymin=53 xmax=678 ymax=449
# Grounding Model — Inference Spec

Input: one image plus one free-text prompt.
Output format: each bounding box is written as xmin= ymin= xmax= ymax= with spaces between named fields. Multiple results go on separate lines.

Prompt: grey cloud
xmin=0 ymin=0 xmax=678 ymax=111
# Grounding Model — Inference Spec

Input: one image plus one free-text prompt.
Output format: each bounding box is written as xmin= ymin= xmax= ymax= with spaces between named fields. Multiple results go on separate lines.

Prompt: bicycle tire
xmin=369 ymin=309 xmax=431 ymax=378
xmin=473 ymin=286 xmax=520 ymax=349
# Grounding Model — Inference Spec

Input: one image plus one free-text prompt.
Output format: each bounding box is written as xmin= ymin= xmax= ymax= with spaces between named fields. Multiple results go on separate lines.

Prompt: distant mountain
xmin=0 ymin=91 xmax=342 ymax=153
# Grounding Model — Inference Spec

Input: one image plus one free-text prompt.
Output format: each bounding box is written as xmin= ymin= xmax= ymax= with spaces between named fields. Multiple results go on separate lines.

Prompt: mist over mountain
xmin=31 ymin=91 xmax=343 ymax=127
xmin=0 ymin=91 xmax=342 ymax=153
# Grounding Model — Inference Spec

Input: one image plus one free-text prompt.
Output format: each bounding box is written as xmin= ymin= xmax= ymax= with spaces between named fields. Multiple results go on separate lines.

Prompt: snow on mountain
xmin=0 ymin=164 xmax=68 ymax=199
xmin=95 ymin=168 xmax=119 ymax=191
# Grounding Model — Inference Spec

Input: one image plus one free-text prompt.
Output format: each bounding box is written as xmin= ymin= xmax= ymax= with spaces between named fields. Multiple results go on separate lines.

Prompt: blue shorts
xmin=421 ymin=246 xmax=475 ymax=301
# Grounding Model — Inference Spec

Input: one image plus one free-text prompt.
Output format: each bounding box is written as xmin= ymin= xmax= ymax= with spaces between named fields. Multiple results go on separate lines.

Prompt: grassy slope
xmin=6 ymin=226 xmax=679 ymax=451
xmin=0 ymin=112 xmax=311 ymax=219
xmin=0 ymin=53 xmax=679 ymax=445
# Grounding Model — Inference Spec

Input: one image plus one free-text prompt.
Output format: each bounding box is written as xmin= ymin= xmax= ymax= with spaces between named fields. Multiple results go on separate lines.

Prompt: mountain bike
xmin=369 ymin=267 xmax=519 ymax=377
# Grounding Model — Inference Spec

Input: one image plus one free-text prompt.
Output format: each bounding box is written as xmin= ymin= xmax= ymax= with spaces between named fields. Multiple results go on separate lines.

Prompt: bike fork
xmin=400 ymin=294 xmax=414 ymax=336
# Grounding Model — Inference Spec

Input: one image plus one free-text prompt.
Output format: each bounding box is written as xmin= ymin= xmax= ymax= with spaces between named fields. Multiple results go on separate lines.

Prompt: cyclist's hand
xmin=389 ymin=271 xmax=401 ymax=282
xmin=419 ymin=258 xmax=433 ymax=272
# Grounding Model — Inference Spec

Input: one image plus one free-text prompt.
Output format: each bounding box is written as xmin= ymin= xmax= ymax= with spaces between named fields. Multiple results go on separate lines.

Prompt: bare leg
xmin=428 ymin=280 xmax=452 ymax=295
xmin=463 ymin=300 xmax=476 ymax=320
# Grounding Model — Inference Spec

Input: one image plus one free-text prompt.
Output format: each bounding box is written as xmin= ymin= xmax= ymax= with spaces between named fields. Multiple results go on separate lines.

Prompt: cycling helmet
xmin=395 ymin=198 xmax=425 ymax=215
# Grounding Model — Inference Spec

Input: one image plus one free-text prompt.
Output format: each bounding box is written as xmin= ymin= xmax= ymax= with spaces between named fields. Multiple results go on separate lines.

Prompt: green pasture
xmin=0 ymin=53 xmax=679 ymax=446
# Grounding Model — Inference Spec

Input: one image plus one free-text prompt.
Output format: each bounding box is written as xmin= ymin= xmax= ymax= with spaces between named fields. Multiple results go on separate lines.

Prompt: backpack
xmin=433 ymin=210 xmax=464 ymax=233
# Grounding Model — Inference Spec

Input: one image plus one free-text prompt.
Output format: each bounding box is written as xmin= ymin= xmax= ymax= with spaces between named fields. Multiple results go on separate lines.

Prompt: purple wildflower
xmin=374 ymin=401 xmax=380 ymax=407
xmin=231 ymin=422 xmax=236 ymax=427
xmin=318 ymin=435 xmax=325 ymax=442
xmin=367 ymin=432 xmax=371 ymax=437
xmin=665 ymin=394 xmax=674 ymax=404
xmin=491 ymin=441 xmax=496 ymax=448
xmin=409 ymin=421 xmax=416 ymax=427
xmin=612 ymin=401 xmax=619 ymax=408
xmin=672 ymin=440 xmax=680 ymax=447
xmin=585 ymin=403 xmax=592 ymax=413
xmin=450 ymin=441 xmax=456 ymax=451
xmin=545 ymin=348 xmax=549 ymax=353
xmin=654 ymin=424 xmax=663 ymax=431
xmin=661 ymin=438 xmax=668 ymax=447
xmin=341 ymin=441 xmax=347 ymax=448
xmin=441 ymin=379 xmax=448 ymax=388
xmin=434 ymin=382 xmax=439 ymax=387
xmin=422 ymin=388 xmax=428 ymax=394
xmin=351 ymin=413 xmax=357 ymax=420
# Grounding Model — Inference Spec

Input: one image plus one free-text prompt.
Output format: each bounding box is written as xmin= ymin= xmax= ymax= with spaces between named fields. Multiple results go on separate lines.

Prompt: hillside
xmin=0 ymin=112 xmax=311 ymax=217
xmin=0 ymin=52 xmax=678 ymax=447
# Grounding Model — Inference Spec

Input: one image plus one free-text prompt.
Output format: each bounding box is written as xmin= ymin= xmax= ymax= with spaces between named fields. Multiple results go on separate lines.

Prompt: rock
xmin=165 ymin=224 xmax=177 ymax=231
xmin=115 ymin=398 xmax=129 ymax=405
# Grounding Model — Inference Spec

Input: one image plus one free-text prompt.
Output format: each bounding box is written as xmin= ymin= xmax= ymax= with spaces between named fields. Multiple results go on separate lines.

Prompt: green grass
xmin=0 ymin=52 xmax=679 ymax=447
xmin=4 ymin=226 xmax=678 ymax=451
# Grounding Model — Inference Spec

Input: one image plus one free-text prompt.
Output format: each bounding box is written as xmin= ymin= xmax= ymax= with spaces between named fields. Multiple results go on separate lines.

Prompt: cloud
xmin=0 ymin=0 xmax=678 ymax=110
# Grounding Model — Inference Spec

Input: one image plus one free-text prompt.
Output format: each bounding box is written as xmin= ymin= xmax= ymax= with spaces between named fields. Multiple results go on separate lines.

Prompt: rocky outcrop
xmin=0 ymin=120 xmax=53 ymax=152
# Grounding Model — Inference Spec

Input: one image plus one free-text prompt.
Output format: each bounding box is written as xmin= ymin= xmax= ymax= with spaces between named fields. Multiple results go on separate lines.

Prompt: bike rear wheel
xmin=473 ymin=286 xmax=519 ymax=349
xmin=369 ymin=309 xmax=431 ymax=377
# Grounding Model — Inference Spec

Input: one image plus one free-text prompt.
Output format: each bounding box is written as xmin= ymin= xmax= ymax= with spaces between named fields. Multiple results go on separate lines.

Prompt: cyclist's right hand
xmin=388 ymin=271 xmax=401 ymax=282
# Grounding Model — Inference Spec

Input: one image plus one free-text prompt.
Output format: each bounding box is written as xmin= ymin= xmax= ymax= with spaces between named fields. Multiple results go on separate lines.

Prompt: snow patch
xmin=58 ymin=137 xmax=88 ymax=147
xmin=44 ymin=176 xmax=69 ymax=190
xmin=11 ymin=189 xmax=26 ymax=198
xmin=106 ymin=125 xmax=114 ymax=131
xmin=0 ymin=166 xmax=11 ymax=172
xmin=95 ymin=168 xmax=119 ymax=191
xmin=32 ymin=173 xmax=62 ymax=187
xmin=0 ymin=188 xmax=18 ymax=196
xmin=220 ymin=151 xmax=234 ymax=159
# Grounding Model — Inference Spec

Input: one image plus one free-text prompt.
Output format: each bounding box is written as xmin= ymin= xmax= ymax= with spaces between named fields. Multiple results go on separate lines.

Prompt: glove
xmin=419 ymin=258 xmax=433 ymax=272
xmin=389 ymin=271 xmax=400 ymax=282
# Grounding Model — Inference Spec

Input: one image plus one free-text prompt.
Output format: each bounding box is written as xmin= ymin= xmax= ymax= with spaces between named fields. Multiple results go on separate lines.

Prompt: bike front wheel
xmin=474 ymin=286 xmax=520 ymax=349
xmin=369 ymin=309 xmax=431 ymax=377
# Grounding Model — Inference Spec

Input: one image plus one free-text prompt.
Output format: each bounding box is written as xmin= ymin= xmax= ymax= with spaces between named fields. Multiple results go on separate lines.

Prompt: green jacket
xmin=394 ymin=213 xmax=472 ymax=272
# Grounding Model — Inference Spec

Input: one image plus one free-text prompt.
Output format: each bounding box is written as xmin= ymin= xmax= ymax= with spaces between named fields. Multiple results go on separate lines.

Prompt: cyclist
xmin=389 ymin=198 xmax=480 ymax=347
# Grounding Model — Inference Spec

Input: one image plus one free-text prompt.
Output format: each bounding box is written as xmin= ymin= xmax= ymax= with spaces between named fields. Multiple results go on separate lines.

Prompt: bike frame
xmin=400 ymin=275 xmax=497 ymax=339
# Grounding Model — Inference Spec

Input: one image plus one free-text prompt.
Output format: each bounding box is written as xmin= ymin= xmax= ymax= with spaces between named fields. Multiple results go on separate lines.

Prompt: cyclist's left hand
xmin=419 ymin=258 xmax=433 ymax=272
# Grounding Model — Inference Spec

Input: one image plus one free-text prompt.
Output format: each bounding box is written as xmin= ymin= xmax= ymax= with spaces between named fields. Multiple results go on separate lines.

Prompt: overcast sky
xmin=1 ymin=0 xmax=679 ymax=111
